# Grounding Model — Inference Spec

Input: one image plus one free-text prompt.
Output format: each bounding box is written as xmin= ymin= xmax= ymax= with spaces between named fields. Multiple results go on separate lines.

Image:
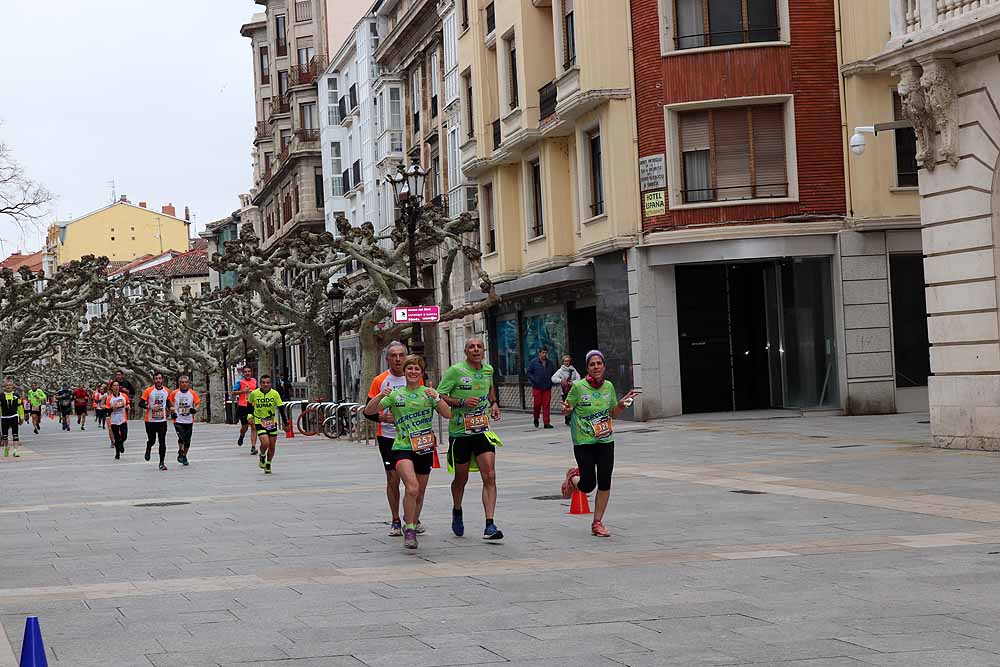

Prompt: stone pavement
xmin=6 ymin=411 xmax=1000 ymax=665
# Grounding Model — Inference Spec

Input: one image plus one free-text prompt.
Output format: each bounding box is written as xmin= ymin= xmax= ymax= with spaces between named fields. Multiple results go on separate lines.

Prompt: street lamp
xmin=327 ymin=282 xmax=345 ymax=402
xmin=217 ymin=324 xmax=233 ymax=424
xmin=385 ymin=158 xmax=434 ymax=357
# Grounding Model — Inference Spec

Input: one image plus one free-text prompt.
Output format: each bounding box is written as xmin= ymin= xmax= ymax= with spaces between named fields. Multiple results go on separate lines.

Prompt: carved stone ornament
xmin=897 ymin=64 xmax=935 ymax=170
xmin=921 ymin=58 xmax=960 ymax=168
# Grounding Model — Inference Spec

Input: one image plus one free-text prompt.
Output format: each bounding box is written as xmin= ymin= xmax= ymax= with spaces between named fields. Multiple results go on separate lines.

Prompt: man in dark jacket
xmin=526 ymin=346 xmax=557 ymax=428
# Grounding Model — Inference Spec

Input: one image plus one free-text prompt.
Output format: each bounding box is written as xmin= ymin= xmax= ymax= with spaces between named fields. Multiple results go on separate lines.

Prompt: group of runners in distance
xmin=1 ymin=338 xmax=637 ymax=550
xmin=365 ymin=337 xmax=639 ymax=549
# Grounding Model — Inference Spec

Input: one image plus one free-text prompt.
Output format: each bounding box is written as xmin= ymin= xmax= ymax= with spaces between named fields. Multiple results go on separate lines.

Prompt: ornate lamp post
xmin=217 ymin=324 xmax=233 ymax=424
xmin=327 ymin=282 xmax=345 ymax=402
xmin=385 ymin=158 xmax=435 ymax=358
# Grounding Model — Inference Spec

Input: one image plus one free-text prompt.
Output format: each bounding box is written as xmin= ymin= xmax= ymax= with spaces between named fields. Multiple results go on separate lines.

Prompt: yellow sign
xmin=643 ymin=190 xmax=666 ymax=217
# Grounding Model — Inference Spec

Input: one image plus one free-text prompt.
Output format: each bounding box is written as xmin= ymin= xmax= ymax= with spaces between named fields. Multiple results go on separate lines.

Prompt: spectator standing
xmin=526 ymin=346 xmax=558 ymax=429
xmin=551 ymin=355 xmax=581 ymax=426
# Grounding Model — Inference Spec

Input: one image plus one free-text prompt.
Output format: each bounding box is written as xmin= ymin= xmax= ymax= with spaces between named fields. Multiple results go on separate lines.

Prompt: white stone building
xmin=872 ymin=0 xmax=1000 ymax=449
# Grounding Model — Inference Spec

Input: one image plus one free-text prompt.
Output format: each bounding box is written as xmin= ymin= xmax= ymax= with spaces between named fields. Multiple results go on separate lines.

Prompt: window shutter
xmin=751 ymin=105 xmax=787 ymax=197
xmin=713 ymin=108 xmax=752 ymax=200
xmin=679 ymin=111 xmax=710 ymax=151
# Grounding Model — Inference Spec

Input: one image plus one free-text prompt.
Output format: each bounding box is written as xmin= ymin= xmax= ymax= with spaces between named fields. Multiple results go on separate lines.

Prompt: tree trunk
xmin=306 ymin=328 xmax=333 ymax=400
xmin=257 ymin=344 xmax=274 ymax=379
xmin=205 ymin=369 xmax=227 ymax=424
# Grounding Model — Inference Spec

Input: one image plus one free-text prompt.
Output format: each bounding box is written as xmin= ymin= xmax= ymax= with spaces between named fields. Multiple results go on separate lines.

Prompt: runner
xmin=233 ymin=366 xmax=258 ymax=453
xmin=365 ymin=341 xmax=419 ymax=537
xmin=0 ymin=378 xmax=24 ymax=458
xmin=559 ymin=350 xmax=639 ymax=538
xmin=26 ymin=382 xmax=45 ymax=435
xmin=364 ymin=354 xmax=450 ymax=550
xmin=73 ymin=382 xmax=90 ymax=431
xmin=169 ymin=375 xmax=200 ymax=466
xmin=109 ymin=370 xmax=136 ymax=419
xmin=248 ymin=375 xmax=282 ymax=474
xmin=105 ymin=381 xmax=130 ymax=460
xmin=140 ymin=373 xmax=170 ymax=471
xmin=55 ymin=383 xmax=73 ymax=432
xmin=438 ymin=337 xmax=504 ymax=541
xmin=92 ymin=383 xmax=107 ymax=430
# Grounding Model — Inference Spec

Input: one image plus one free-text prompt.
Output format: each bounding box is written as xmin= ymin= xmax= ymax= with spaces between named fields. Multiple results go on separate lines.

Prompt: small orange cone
xmin=568 ymin=489 xmax=591 ymax=515
xmin=431 ymin=445 xmax=441 ymax=469
xmin=284 ymin=419 xmax=294 ymax=439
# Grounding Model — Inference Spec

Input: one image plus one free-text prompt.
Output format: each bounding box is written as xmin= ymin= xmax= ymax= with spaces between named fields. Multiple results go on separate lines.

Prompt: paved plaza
xmin=6 ymin=411 xmax=1000 ymax=665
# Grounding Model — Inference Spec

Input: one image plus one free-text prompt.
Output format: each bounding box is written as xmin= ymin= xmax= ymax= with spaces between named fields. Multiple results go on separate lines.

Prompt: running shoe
xmin=415 ymin=523 xmax=426 ymax=535
xmin=388 ymin=520 xmax=403 ymax=537
xmin=258 ymin=455 xmax=266 ymax=470
xmin=451 ymin=509 xmax=464 ymax=537
xmin=264 ymin=462 xmax=272 ymax=474
xmin=403 ymin=528 xmax=418 ymax=549
xmin=561 ymin=467 xmax=580 ymax=499
xmin=12 ymin=450 xmax=19 ymax=458
xmin=483 ymin=524 xmax=504 ymax=541
xmin=181 ymin=455 xmax=189 ymax=466
xmin=238 ymin=436 xmax=244 ymax=447
xmin=81 ymin=426 xmax=85 ymax=431
xmin=177 ymin=453 xmax=183 ymax=464
xmin=543 ymin=424 xmax=554 ymax=429
xmin=250 ymin=446 xmax=257 ymax=455
xmin=159 ymin=463 xmax=168 ymax=471
xmin=2 ymin=446 xmax=8 ymax=457
xmin=144 ymin=448 xmax=151 ymax=462
xmin=591 ymin=520 xmax=610 ymax=538
xmin=114 ymin=452 xmax=120 ymax=460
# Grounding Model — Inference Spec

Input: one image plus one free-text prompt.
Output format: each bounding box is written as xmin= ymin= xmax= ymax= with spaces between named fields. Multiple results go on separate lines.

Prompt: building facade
xmin=628 ymin=0 xmax=848 ymax=419
xmin=871 ymin=0 xmax=1000 ymax=449
xmin=47 ymin=199 xmax=191 ymax=267
xmin=457 ymin=0 xmax=640 ymax=409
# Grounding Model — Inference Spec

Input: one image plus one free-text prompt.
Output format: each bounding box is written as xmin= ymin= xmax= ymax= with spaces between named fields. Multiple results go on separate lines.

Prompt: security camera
xmin=850 ymin=133 xmax=866 ymax=156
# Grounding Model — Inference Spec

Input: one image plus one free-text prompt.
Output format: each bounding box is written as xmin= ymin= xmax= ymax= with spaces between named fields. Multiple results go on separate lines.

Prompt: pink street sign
xmin=393 ymin=305 xmax=441 ymax=323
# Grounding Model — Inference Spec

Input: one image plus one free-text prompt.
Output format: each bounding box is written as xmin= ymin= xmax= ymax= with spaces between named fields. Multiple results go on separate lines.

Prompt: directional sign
xmin=393 ymin=305 xmax=441 ymax=323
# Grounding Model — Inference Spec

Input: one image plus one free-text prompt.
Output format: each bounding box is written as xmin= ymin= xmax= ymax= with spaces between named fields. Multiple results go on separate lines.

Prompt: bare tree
xmin=0 ymin=141 xmax=52 ymax=228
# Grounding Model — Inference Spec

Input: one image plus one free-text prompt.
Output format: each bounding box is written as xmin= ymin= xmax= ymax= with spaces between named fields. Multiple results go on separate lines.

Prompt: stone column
xmin=839 ymin=231 xmax=896 ymax=414
xmin=918 ymin=57 xmax=1000 ymax=449
xmin=627 ymin=248 xmax=682 ymax=420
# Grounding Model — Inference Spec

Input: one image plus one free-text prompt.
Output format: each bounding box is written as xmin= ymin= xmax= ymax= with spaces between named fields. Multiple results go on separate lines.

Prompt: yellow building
xmin=836 ymin=0 xmax=927 ymax=414
xmin=47 ymin=200 xmax=192 ymax=266
xmin=458 ymin=0 xmax=639 ymax=406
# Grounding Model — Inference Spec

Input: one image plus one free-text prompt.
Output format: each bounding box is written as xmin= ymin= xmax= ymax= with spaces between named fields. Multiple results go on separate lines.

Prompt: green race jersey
xmin=248 ymin=388 xmax=283 ymax=427
xmin=27 ymin=389 xmax=46 ymax=408
xmin=379 ymin=386 xmax=438 ymax=452
xmin=566 ymin=379 xmax=618 ymax=445
xmin=437 ymin=360 xmax=494 ymax=437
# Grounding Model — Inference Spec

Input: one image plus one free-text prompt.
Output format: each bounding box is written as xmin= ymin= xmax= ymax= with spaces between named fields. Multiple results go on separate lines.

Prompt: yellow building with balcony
xmin=47 ymin=200 xmax=192 ymax=267
xmin=458 ymin=0 xmax=640 ymax=408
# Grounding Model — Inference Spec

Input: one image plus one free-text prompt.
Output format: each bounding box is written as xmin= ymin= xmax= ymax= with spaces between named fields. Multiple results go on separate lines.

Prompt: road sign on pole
xmin=393 ymin=305 xmax=441 ymax=323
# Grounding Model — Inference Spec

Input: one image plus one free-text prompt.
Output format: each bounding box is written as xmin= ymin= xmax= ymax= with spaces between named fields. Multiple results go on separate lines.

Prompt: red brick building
xmin=626 ymin=0 xmax=855 ymax=419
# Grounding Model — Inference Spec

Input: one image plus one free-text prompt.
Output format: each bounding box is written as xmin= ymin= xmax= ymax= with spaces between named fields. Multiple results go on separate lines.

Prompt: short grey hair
xmin=178 ymin=375 xmax=190 ymax=383
xmin=464 ymin=336 xmax=485 ymax=351
xmin=385 ymin=340 xmax=408 ymax=357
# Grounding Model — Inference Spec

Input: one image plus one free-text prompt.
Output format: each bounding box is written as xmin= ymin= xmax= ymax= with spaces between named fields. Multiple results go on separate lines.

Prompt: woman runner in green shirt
xmin=560 ymin=350 xmax=639 ymax=538
xmin=364 ymin=355 xmax=451 ymax=550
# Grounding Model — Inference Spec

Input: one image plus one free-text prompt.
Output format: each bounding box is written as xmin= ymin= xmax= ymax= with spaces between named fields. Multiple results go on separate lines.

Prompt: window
xmin=483 ymin=183 xmax=496 ymax=253
xmin=464 ymin=73 xmax=474 ymax=137
xmin=506 ymin=38 xmax=519 ymax=109
xmin=432 ymin=155 xmax=441 ymax=198
xmin=278 ymin=70 xmax=290 ymax=97
xmin=275 ymin=15 xmax=287 ymax=56
xmin=430 ymin=50 xmax=440 ymax=117
xmin=264 ymin=151 xmax=273 ymax=170
xmin=563 ymin=1 xmax=576 ymax=68
xmin=448 ymin=127 xmax=460 ymax=189
xmin=327 ymin=77 xmax=341 ymax=124
xmin=295 ymin=1 xmax=312 ymax=22
xmin=315 ymin=168 xmax=324 ymax=208
xmin=893 ymin=92 xmax=918 ymax=188
xmin=678 ymin=104 xmax=787 ymax=204
xmin=411 ymin=68 xmax=421 ymax=134
xmin=349 ymin=83 xmax=358 ymax=110
xmin=280 ymin=129 xmax=292 ymax=152
xmin=370 ymin=21 xmax=379 ymax=51
xmin=259 ymin=46 xmax=270 ymax=84
xmin=674 ymin=0 xmax=779 ymax=50
xmin=300 ymin=102 xmax=318 ymax=130
xmin=486 ymin=2 xmax=496 ymax=34
xmin=389 ymin=87 xmax=402 ymax=128
xmin=461 ymin=0 xmax=470 ymax=29
xmin=297 ymin=46 xmax=315 ymax=67
xmin=529 ymin=160 xmax=543 ymax=237
xmin=588 ymin=130 xmax=604 ymax=216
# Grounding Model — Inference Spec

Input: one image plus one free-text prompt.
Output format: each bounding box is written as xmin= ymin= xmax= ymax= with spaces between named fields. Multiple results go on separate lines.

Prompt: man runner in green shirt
xmin=437 ymin=337 xmax=504 ymax=540
xmin=26 ymin=382 xmax=46 ymax=435
xmin=249 ymin=375 xmax=283 ymax=474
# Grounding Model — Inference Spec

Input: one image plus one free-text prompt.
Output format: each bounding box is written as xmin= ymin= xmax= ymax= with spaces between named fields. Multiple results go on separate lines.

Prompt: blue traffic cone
xmin=19 ymin=616 xmax=48 ymax=667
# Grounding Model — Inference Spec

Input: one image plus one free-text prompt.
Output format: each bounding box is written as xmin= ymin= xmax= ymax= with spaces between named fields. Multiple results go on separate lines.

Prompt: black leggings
xmin=174 ymin=423 xmax=193 ymax=453
xmin=145 ymin=422 xmax=168 ymax=464
xmin=1 ymin=418 xmax=19 ymax=442
xmin=573 ymin=443 xmax=614 ymax=492
xmin=111 ymin=423 xmax=128 ymax=454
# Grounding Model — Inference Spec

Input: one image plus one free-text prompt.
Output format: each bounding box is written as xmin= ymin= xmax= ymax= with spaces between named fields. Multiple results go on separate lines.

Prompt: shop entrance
xmin=676 ymin=258 xmax=838 ymax=414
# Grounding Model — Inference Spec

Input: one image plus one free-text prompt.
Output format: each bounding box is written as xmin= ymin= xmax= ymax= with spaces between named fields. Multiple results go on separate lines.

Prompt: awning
xmin=464 ymin=262 xmax=593 ymax=303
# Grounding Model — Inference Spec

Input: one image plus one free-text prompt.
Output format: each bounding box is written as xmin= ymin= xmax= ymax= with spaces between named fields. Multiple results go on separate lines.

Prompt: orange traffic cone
xmin=568 ymin=489 xmax=591 ymax=515
xmin=284 ymin=419 xmax=294 ymax=439
xmin=431 ymin=446 xmax=441 ymax=469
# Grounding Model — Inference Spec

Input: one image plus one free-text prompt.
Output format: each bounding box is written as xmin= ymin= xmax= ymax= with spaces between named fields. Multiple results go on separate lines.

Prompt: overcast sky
xmin=0 ymin=0 xmax=260 ymax=255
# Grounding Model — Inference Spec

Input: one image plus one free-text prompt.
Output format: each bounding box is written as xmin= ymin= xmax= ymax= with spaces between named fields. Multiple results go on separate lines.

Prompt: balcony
xmin=290 ymin=55 xmax=327 ymax=87
xmin=294 ymin=128 xmax=320 ymax=143
xmin=349 ymin=84 xmax=358 ymax=110
xmin=352 ymin=160 xmax=362 ymax=190
xmin=492 ymin=119 xmax=501 ymax=151
xmin=271 ymin=95 xmax=291 ymax=117
xmin=539 ymin=81 xmax=557 ymax=122
xmin=376 ymin=129 xmax=404 ymax=164
xmin=254 ymin=121 xmax=270 ymax=143
xmin=880 ymin=1 xmax=1000 ymax=74
xmin=294 ymin=0 xmax=312 ymax=22
xmin=447 ymin=184 xmax=478 ymax=219
xmin=341 ymin=169 xmax=351 ymax=194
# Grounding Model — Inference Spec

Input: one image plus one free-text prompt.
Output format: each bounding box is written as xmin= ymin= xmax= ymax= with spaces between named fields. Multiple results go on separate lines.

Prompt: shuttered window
xmin=677 ymin=104 xmax=788 ymax=204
